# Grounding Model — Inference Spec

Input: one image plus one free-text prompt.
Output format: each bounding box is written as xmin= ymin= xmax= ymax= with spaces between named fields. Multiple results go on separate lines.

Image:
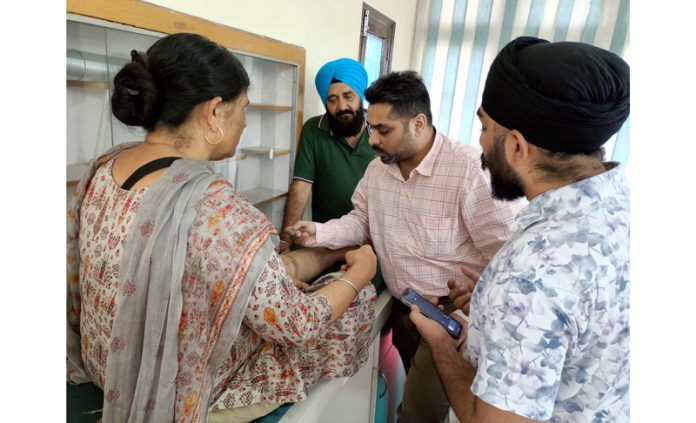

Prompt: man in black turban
xmin=478 ymin=36 xmax=630 ymax=201
xmin=410 ymin=37 xmax=631 ymax=422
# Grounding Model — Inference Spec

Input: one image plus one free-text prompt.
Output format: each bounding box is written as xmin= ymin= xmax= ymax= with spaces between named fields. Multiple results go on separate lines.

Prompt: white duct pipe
xmin=67 ymin=49 xmax=128 ymax=82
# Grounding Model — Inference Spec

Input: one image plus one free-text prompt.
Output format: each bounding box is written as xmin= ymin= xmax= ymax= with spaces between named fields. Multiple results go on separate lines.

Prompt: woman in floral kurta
xmin=67 ymin=32 xmax=377 ymax=423
xmin=69 ymin=150 xmax=376 ymax=421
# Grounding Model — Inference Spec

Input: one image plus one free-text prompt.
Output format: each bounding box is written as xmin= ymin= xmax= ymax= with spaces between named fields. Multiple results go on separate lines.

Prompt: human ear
xmin=201 ymin=96 xmax=224 ymax=127
xmin=505 ymin=130 xmax=531 ymax=166
xmin=411 ymin=113 xmax=427 ymax=136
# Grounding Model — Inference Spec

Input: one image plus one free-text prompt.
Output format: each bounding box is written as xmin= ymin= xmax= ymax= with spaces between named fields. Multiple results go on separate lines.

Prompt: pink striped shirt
xmin=314 ymin=131 xmax=525 ymax=297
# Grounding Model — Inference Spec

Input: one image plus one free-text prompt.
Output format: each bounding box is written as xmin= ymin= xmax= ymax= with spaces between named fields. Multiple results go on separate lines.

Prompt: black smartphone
xmin=401 ymin=288 xmax=462 ymax=339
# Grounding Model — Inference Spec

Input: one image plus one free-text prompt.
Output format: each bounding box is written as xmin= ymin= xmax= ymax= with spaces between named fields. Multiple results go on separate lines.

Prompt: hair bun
xmin=109 ymin=33 xmax=250 ymax=132
xmin=111 ymin=60 xmax=160 ymax=129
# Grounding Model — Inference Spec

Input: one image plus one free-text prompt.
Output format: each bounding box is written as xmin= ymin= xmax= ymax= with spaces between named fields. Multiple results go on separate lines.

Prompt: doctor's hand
xmin=286 ymin=221 xmax=317 ymax=247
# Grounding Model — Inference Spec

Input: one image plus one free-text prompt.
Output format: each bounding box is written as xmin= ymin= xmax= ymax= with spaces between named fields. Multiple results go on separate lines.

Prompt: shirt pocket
xmin=405 ymin=213 xmax=460 ymax=257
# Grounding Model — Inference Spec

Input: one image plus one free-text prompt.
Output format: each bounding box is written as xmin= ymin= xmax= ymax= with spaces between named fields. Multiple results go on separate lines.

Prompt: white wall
xmin=410 ymin=0 xmax=430 ymax=71
xmin=147 ymin=0 xmax=419 ymax=120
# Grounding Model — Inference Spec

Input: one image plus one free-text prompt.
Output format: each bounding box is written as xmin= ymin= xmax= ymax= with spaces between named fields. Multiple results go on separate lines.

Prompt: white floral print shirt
xmin=466 ymin=163 xmax=629 ymax=422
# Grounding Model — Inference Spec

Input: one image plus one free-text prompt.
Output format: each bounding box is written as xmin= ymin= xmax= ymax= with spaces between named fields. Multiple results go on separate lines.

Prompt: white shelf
xmin=239 ymin=146 xmax=290 ymax=158
xmin=67 ymin=80 xmax=110 ymax=90
xmin=241 ymin=187 xmax=288 ymax=206
xmin=67 ymin=163 xmax=91 ymax=186
xmin=248 ymin=103 xmax=293 ymax=112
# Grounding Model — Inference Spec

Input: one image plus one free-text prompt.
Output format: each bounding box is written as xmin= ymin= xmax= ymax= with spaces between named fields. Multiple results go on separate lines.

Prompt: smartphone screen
xmin=401 ymin=288 xmax=462 ymax=339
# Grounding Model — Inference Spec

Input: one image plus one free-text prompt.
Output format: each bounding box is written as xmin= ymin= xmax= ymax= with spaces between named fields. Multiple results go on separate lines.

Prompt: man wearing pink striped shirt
xmin=288 ymin=71 xmax=523 ymax=423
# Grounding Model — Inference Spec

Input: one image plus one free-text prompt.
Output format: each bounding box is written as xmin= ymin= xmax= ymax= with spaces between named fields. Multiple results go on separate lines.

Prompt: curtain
xmin=414 ymin=0 xmax=630 ymax=163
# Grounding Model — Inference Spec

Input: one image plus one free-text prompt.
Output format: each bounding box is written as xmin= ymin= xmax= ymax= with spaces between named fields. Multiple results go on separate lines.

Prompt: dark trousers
xmin=390 ymin=297 xmax=455 ymax=423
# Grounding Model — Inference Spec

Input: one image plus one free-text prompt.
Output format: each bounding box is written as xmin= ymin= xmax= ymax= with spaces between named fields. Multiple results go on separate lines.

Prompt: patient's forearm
xmin=282 ymin=246 xmax=353 ymax=281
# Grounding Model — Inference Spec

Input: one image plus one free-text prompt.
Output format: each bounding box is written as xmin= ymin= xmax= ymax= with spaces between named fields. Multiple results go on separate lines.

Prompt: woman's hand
xmin=277 ymin=237 xmax=292 ymax=255
xmin=343 ymin=245 xmax=377 ymax=288
xmin=291 ymin=276 xmax=310 ymax=291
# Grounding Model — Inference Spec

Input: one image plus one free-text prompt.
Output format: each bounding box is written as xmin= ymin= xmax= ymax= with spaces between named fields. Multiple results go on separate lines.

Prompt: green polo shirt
xmin=293 ymin=114 xmax=375 ymax=223
xmin=293 ymin=114 xmax=384 ymax=293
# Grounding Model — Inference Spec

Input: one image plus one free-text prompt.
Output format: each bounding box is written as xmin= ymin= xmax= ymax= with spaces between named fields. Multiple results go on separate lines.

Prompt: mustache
xmin=372 ymin=146 xmax=386 ymax=155
xmin=336 ymin=109 xmax=354 ymax=117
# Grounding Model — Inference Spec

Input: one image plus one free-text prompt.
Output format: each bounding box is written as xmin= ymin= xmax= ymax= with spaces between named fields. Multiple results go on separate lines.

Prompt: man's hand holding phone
xmin=403 ymin=288 xmax=466 ymax=343
xmin=409 ymin=298 xmax=468 ymax=352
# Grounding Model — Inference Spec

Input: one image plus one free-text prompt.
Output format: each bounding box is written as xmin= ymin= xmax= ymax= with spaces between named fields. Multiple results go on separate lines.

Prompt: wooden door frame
xmin=358 ymin=3 xmax=396 ymax=77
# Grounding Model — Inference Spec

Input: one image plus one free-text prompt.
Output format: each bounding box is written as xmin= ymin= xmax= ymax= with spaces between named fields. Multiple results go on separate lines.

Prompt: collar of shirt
xmin=317 ymin=113 xmax=332 ymax=133
xmin=382 ymin=129 xmax=445 ymax=181
xmin=514 ymin=162 xmax=625 ymax=233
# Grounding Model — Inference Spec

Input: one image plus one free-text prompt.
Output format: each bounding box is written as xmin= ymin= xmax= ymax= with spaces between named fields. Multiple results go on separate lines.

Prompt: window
xmin=359 ymin=3 xmax=395 ymax=87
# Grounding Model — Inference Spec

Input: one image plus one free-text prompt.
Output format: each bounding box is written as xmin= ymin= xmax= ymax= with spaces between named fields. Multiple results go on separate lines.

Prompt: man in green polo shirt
xmin=279 ymin=58 xmax=383 ymax=290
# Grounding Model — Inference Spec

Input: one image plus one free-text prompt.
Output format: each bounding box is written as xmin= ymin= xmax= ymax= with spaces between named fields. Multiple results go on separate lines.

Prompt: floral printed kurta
xmin=77 ymin=157 xmax=375 ymax=412
xmin=466 ymin=163 xmax=629 ymax=422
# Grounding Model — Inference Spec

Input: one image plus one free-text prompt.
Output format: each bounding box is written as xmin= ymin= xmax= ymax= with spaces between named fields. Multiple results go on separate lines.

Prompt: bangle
xmin=279 ymin=240 xmax=290 ymax=245
xmin=336 ymin=277 xmax=360 ymax=295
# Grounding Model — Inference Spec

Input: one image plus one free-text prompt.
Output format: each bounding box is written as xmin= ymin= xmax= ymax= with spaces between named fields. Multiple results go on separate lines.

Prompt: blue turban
xmin=315 ymin=58 xmax=368 ymax=107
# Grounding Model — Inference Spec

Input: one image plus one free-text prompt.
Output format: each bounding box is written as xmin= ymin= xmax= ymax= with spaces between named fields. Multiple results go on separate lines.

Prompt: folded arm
xmin=280 ymin=246 xmax=354 ymax=282
xmin=244 ymin=246 xmax=376 ymax=346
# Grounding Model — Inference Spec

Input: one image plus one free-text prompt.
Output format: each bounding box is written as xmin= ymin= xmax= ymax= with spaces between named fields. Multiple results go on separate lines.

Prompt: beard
xmin=481 ymin=136 xmax=526 ymax=201
xmin=372 ymin=130 xmax=417 ymax=165
xmin=327 ymin=106 xmax=366 ymax=138
xmin=372 ymin=146 xmax=398 ymax=164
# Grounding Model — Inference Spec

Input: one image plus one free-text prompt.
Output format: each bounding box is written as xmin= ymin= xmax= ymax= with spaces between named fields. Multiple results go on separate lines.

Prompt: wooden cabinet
xmin=66 ymin=0 xmax=305 ymax=230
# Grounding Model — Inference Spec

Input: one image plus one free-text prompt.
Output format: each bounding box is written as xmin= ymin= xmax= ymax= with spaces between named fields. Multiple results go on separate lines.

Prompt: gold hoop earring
xmin=205 ymin=126 xmax=224 ymax=145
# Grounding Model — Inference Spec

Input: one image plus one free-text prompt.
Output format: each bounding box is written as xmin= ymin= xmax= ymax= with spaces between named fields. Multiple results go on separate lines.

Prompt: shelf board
xmin=239 ymin=146 xmax=290 ymax=158
xmin=67 ymin=163 xmax=91 ymax=187
xmin=248 ymin=103 xmax=293 ymax=112
xmin=67 ymin=80 xmax=110 ymax=90
xmin=242 ymin=187 xmax=287 ymax=206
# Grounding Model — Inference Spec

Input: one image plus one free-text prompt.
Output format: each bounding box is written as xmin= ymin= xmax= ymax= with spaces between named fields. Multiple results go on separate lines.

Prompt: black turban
xmin=481 ymin=36 xmax=630 ymax=153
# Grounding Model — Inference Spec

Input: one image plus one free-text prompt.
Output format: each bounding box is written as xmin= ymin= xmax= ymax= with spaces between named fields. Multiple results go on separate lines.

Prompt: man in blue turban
xmin=314 ymin=58 xmax=368 ymax=107
xmin=279 ymin=58 xmax=384 ymax=290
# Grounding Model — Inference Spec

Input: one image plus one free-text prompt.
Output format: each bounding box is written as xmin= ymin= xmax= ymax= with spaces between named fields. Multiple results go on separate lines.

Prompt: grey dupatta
xmin=67 ymin=143 xmax=277 ymax=422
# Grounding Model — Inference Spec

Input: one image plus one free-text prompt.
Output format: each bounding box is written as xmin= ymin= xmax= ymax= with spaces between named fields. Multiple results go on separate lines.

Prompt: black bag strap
xmin=121 ymin=156 xmax=181 ymax=190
